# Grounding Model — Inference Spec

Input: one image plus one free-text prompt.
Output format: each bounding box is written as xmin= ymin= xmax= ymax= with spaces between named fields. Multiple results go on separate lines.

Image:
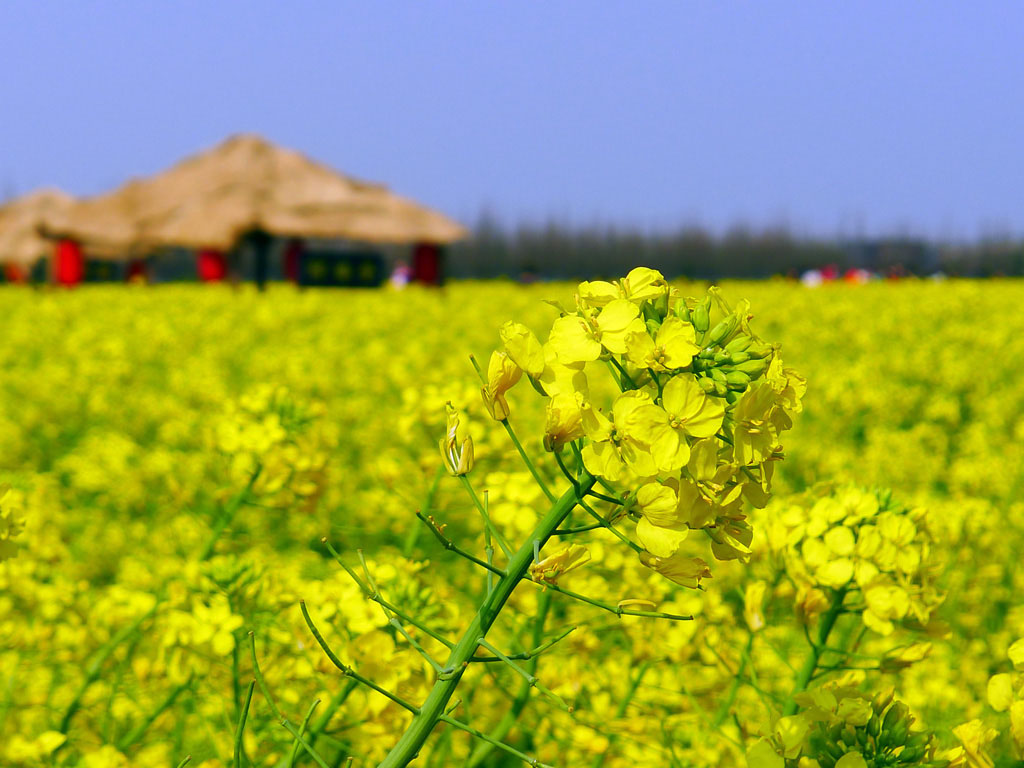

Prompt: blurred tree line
xmin=447 ymin=216 xmax=1024 ymax=279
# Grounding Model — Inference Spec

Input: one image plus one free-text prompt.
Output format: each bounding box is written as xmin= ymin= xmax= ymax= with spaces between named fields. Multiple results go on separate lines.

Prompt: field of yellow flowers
xmin=1 ymin=276 xmax=1023 ymax=768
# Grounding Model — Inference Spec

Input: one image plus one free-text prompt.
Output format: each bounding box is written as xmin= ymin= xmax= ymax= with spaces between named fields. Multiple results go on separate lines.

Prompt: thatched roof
xmin=0 ymin=188 xmax=75 ymax=267
xmin=43 ymin=134 xmax=467 ymax=254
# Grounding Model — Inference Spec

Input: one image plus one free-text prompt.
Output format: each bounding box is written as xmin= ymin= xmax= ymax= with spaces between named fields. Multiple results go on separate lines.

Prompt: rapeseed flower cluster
xmin=489 ymin=268 xmax=804 ymax=586
xmin=763 ymin=486 xmax=944 ymax=635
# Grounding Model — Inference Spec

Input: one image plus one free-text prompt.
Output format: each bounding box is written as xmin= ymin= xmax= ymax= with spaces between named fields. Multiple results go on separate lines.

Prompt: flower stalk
xmin=378 ymin=475 xmax=595 ymax=768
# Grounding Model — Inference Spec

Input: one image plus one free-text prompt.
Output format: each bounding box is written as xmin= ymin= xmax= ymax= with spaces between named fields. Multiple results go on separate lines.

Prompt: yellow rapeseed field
xmin=1 ymin=275 xmax=1022 ymax=768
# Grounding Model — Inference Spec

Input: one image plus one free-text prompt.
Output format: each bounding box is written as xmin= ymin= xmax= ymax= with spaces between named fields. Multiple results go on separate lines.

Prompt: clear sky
xmin=1 ymin=2 xmax=1022 ymax=239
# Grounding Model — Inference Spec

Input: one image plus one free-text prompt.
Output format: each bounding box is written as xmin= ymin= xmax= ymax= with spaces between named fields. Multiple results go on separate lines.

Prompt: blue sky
xmin=1 ymin=2 xmax=1022 ymax=239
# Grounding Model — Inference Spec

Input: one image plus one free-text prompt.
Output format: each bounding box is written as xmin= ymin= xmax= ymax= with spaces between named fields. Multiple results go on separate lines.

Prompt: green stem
xmin=378 ymin=477 xmax=595 ymax=768
xmin=607 ymin=356 xmax=637 ymax=390
xmin=286 ymin=699 xmax=321 ymax=768
xmin=116 ymin=677 xmax=192 ymax=751
xmin=301 ymin=603 xmax=421 ymax=714
xmin=58 ymin=605 xmax=158 ymax=734
xmin=500 ymin=419 xmax=556 ymax=502
xmin=280 ymin=681 xmax=357 ymax=768
xmin=783 ymin=585 xmax=848 ymax=716
xmin=234 ymin=680 xmax=256 ymax=768
xmin=467 ymin=590 xmax=552 ymax=767
xmin=440 ymin=714 xmax=553 ymax=767
xmin=232 ymin=628 xmax=243 ymax=719
xmin=460 ymin=477 xmax=513 ymax=559
xmin=414 ymin=512 xmax=506 ymax=577
xmin=712 ymin=633 xmax=753 ymax=727
xmin=199 ymin=465 xmax=262 ymax=561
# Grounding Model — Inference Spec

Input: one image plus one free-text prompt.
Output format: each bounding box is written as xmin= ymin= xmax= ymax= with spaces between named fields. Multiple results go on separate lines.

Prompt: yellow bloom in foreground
xmin=543 ymin=392 xmax=585 ymax=452
xmin=626 ymin=316 xmax=700 ymax=371
xmin=953 ymin=720 xmax=998 ymax=768
xmin=662 ymin=374 xmax=725 ymax=440
xmin=481 ymin=350 xmax=522 ymax=420
xmin=638 ymin=550 xmax=711 ymax=588
xmin=537 ymin=341 xmax=589 ymax=398
xmin=576 ymin=267 xmax=667 ymax=309
xmin=636 ymin=514 xmax=688 ymax=557
xmin=500 ymin=321 xmax=546 ymax=376
xmin=619 ymin=266 xmax=669 ymax=303
xmin=549 ymin=299 xmax=645 ymax=364
xmin=529 ymin=543 xmax=591 ymax=584
xmin=581 ymin=392 xmax=674 ymax=481
xmin=732 ymin=382 xmax=781 ymax=465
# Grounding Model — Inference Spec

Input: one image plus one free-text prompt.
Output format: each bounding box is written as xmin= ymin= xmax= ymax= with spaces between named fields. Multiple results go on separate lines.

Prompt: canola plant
xmin=0 ymin=273 xmax=1022 ymax=768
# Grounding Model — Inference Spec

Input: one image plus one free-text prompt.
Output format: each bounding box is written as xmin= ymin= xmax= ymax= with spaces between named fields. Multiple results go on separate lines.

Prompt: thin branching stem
xmin=439 ymin=714 xmax=554 ymax=768
xmin=322 ymin=537 xmax=456 ymax=649
xmin=469 ymin=624 xmax=576 ymax=663
xmin=389 ymin=618 xmax=446 ymax=674
xmin=234 ymin=681 xmax=256 ymax=768
xmin=586 ymin=489 xmax=625 ymax=506
xmin=287 ymin=699 xmax=321 ymax=768
xmin=378 ymin=479 xmax=595 ymax=767
xmin=59 ymin=605 xmax=158 ymax=735
xmin=279 ymin=718 xmax=333 ymax=768
xmin=414 ymin=512 xmax=506 ymax=577
xmin=251 ymin=633 xmax=334 ymax=768
xmin=200 ymin=465 xmax=263 ymax=561
xmin=552 ymin=522 xmax=604 ymax=535
xmin=609 ymin=356 xmax=639 ymax=390
xmin=460 ymin=477 xmax=514 ymax=558
xmin=476 ymin=638 xmax=570 ymax=711
xmin=524 ymin=577 xmax=693 ymax=621
xmin=784 ymin=585 xmax=848 ymax=716
xmin=577 ymin=498 xmax=644 ymax=554
xmin=300 ymin=602 xmax=421 ymax=715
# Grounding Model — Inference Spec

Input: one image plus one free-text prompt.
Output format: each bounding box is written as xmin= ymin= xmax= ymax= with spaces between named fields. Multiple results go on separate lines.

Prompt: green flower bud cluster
xmin=750 ymin=688 xmax=951 ymax=768
xmin=763 ymin=485 xmax=944 ymax=635
xmin=684 ymin=288 xmax=776 ymax=402
xmin=803 ymin=690 xmax=950 ymax=768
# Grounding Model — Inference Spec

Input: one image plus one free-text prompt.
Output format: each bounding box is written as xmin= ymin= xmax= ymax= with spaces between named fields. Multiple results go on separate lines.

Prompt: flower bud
xmin=724 ymin=334 xmax=753 ymax=354
xmin=692 ymin=296 xmax=711 ymax=333
xmin=439 ymin=404 xmax=475 ymax=476
xmin=705 ymin=314 xmax=740 ymax=346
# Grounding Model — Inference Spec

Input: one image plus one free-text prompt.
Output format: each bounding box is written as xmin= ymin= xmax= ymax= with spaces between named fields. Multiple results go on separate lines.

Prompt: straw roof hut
xmin=43 ymin=134 xmax=467 ymax=254
xmin=0 ymin=188 xmax=75 ymax=269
